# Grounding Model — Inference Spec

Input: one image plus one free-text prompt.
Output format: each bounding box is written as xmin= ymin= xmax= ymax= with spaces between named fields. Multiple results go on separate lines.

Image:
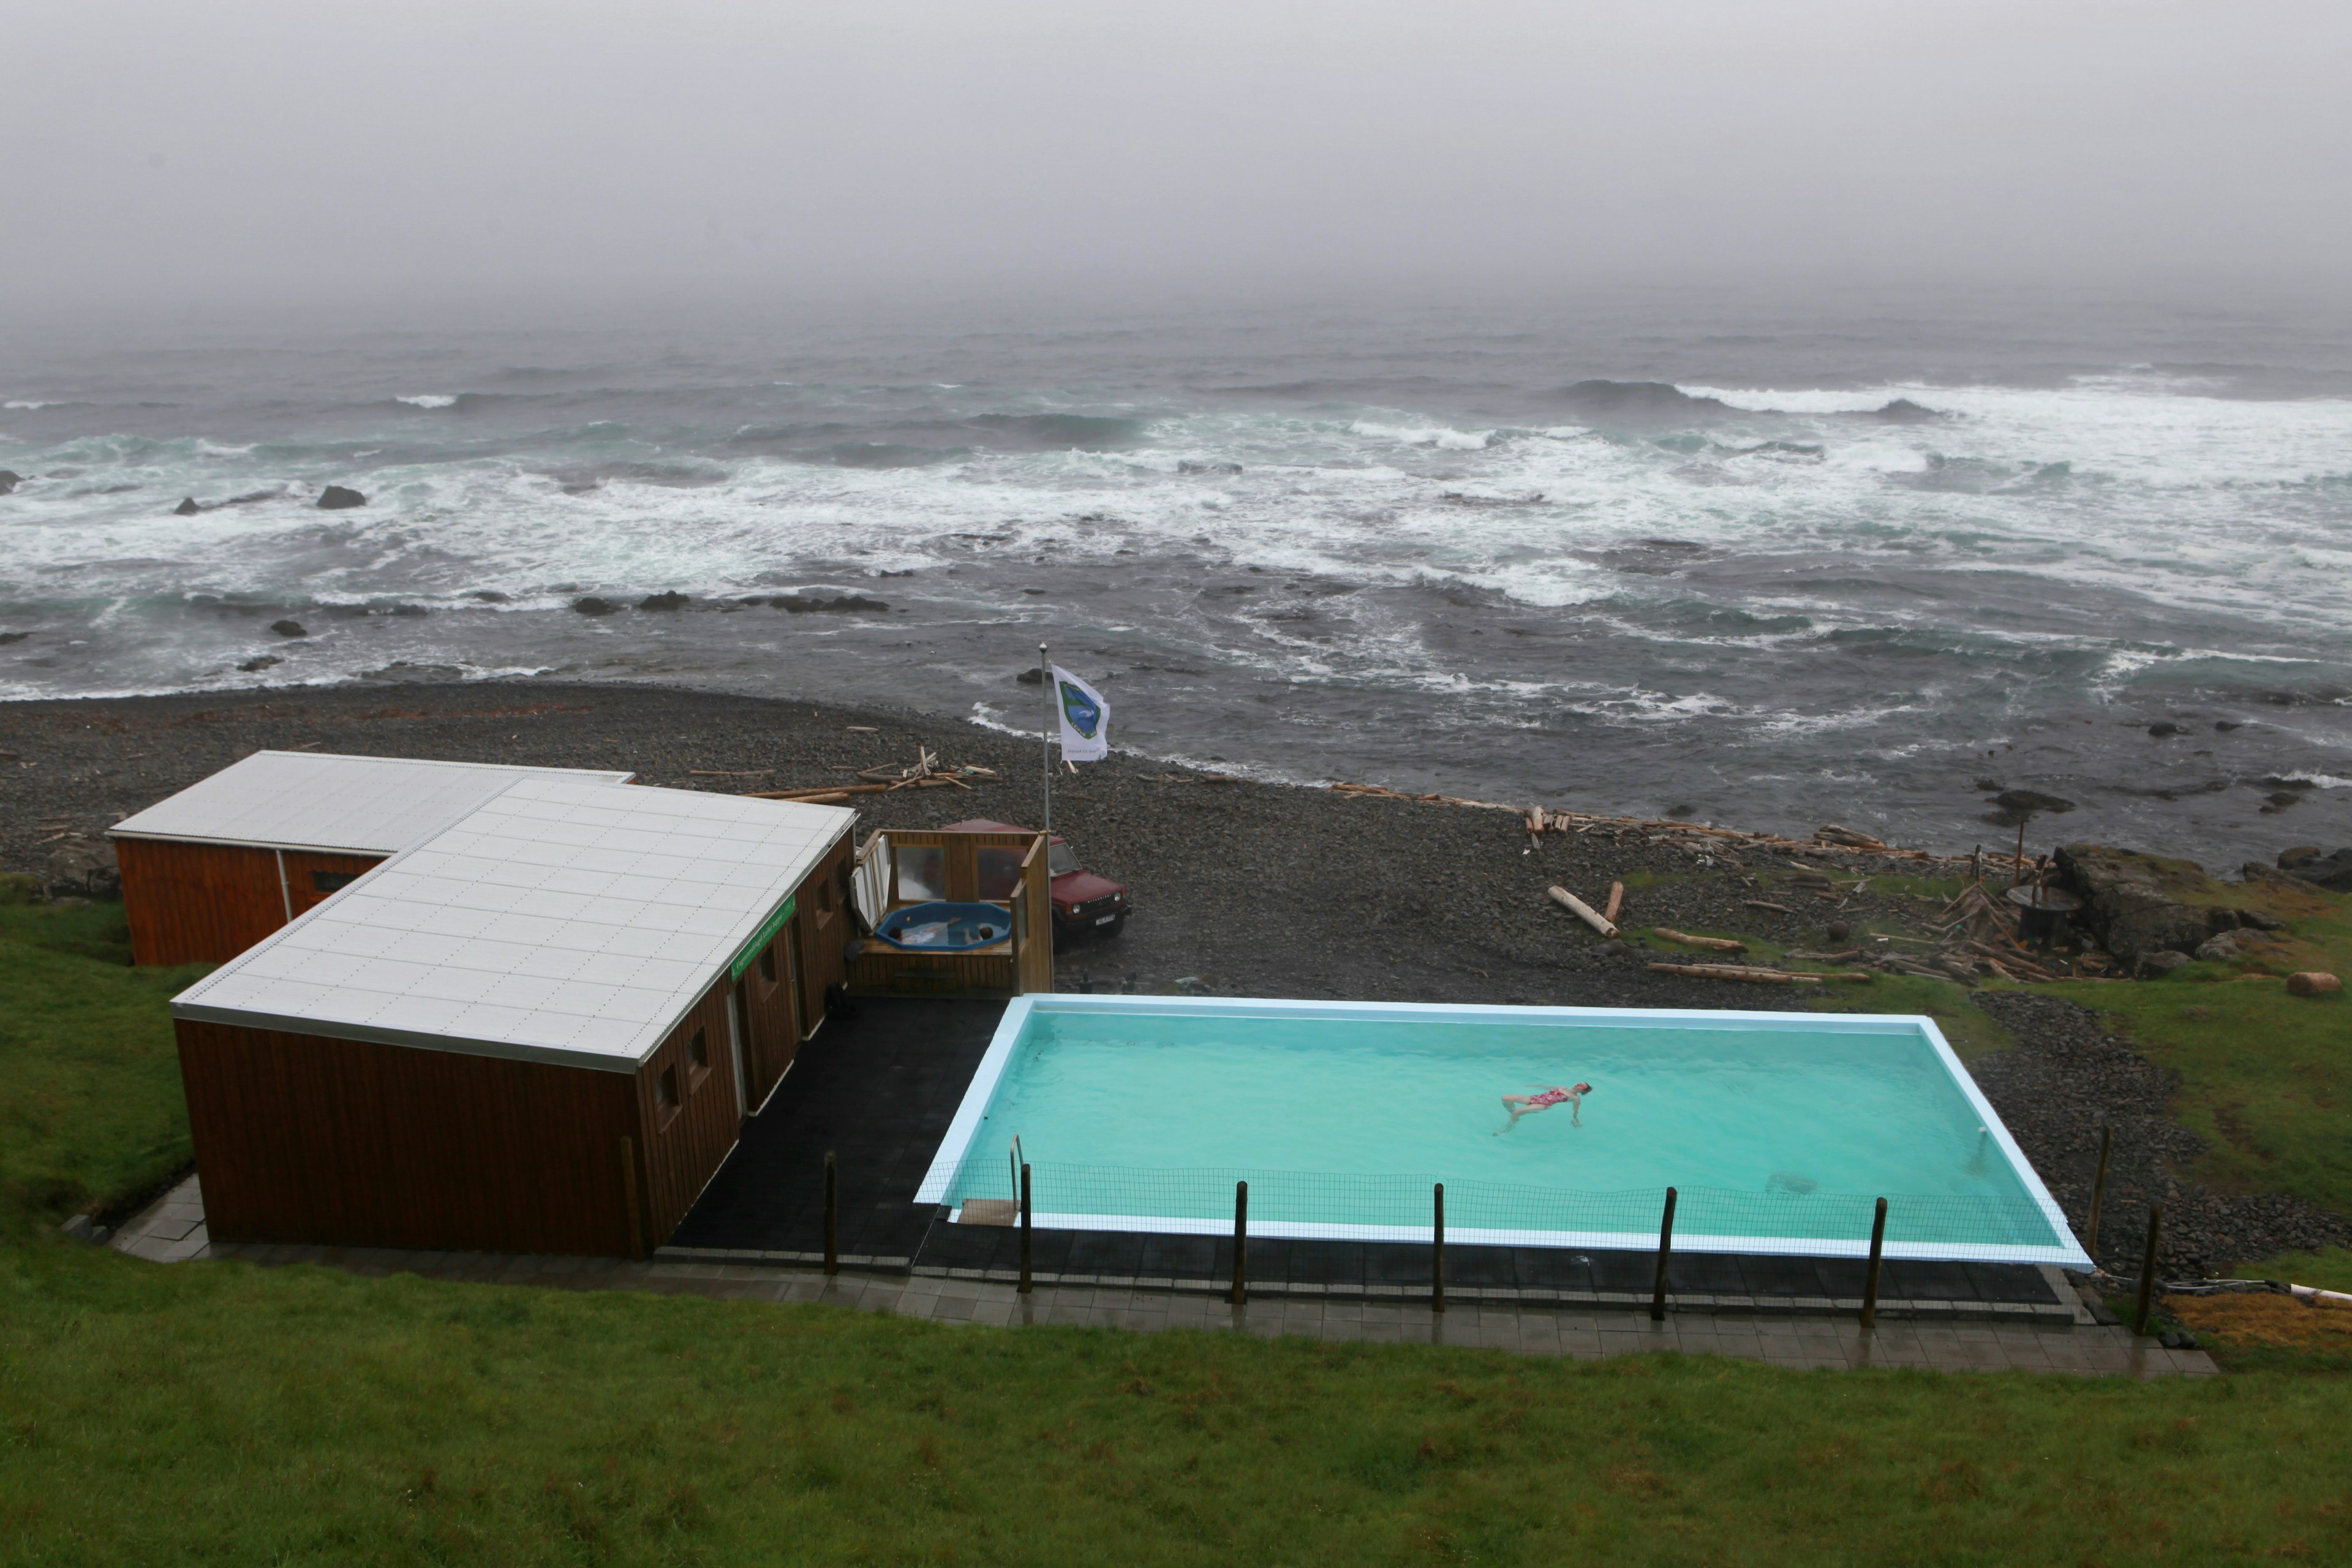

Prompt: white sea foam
xmin=2282 ymin=771 xmax=2352 ymax=789
xmin=4 ymin=399 xmax=52 ymax=410
xmin=396 ymin=394 xmax=459 ymax=409
xmin=1346 ymin=420 xmax=1491 ymax=450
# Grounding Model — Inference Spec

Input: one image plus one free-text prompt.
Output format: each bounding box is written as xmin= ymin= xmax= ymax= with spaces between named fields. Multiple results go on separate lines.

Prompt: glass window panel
xmin=894 ymin=845 xmax=946 ymax=902
xmin=975 ymin=847 xmax=1024 ymax=900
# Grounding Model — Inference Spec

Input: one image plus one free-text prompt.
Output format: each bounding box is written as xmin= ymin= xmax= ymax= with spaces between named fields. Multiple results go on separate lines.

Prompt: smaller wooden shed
xmin=169 ymin=775 xmax=857 ymax=1257
xmin=846 ymin=826 xmax=1054 ymax=997
xmin=109 ymin=752 xmax=635 ymax=967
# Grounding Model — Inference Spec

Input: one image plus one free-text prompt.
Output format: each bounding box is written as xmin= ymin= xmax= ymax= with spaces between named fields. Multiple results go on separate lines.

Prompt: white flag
xmin=1051 ymin=665 xmax=1110 ymax=763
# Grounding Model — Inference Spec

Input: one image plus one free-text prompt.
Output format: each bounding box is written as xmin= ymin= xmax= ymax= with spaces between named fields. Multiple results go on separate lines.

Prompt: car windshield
xmin=1048 ymin=843 xmax=1082 ymax=876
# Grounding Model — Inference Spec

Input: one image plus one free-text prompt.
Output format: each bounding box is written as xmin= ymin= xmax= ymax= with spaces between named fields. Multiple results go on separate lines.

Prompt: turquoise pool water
xmin=918 ymin=998 xmax=2080 ymax=1261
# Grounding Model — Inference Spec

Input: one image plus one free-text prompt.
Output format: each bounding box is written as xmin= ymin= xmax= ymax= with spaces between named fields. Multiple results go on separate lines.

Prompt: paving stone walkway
xmin=109 ymin=1177 xmax=2215 ymax=1378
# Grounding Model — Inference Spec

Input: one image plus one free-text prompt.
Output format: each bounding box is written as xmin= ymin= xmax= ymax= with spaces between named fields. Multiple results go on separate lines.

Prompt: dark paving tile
xmin=671 ymin=998 xmax=1004 ymax=1255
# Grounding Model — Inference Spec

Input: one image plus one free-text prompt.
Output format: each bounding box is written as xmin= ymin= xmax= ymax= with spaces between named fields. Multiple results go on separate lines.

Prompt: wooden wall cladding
xmin=177 ymin=1018 xmax=642 ymax=1256
xmin=628 ymin=979 xmax=745 ymax=1245
xmin=118 ymin=839 xmax=296 ymax=967
xmin=791 ymin=832 xmax=855 ymax=1035
xmin=845 ymin=944 xmax=1018 ymax=998
xmin=117 ymin=839 xmax=386 ymax=967
xmin=739 ymin=930 xmax=800 ymax=1111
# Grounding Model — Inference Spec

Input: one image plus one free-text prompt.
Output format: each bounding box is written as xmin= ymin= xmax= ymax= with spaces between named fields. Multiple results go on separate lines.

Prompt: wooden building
xmin=170 ymin=774 xmax=858 ymax=1257
xmin=846 ymin=827 xmax=1054 ymax=998
xmin=110 ymin=752 xmax=634 ymax=967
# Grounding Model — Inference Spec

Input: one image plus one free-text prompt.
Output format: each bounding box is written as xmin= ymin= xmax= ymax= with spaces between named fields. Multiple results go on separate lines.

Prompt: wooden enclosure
xmin=845 ymin=828 xmax=1054 ymax=998
xmin=115 ymin=837 xmax=386 ymax=968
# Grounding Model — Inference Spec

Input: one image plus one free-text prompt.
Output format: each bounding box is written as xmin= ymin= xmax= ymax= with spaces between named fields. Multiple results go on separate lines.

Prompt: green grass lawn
xmin=8 ymin=902 xmax=2352 ymax=1564
xmin=2032 ymin=880 xmax=2352 ymax=1281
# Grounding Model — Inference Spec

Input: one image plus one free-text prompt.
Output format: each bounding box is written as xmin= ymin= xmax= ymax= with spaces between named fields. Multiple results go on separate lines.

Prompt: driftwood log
xmin=1604 ymin=881 xmax=1625 ymax=923
xmin=1654 ymin=928 xmax=1747 ymax=954
xmin=1547 ymin=885 xmax=1619 ymax=938
xmin=1648 ymin=962 xmax=1873 ymax=986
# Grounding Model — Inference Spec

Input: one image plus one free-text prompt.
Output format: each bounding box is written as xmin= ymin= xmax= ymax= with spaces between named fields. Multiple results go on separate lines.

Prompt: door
xmin=792 ymin=838 xmax=851 ymax=1038
xmin=739 ymin=930 xmax=801 ymax=1112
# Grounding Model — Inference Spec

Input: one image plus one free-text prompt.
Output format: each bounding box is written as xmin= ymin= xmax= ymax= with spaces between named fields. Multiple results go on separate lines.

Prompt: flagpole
xmin=1039 ymin=642 xmax=1052 ymax=850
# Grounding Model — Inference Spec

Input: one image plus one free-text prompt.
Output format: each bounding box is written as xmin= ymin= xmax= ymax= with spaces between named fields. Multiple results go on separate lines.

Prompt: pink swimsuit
xmin=1527 ymin=1088 xmax=1574 ymax=1108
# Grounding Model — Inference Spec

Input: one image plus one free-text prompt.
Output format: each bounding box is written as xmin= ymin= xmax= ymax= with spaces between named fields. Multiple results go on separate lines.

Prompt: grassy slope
xmin=7 ymin=904 xmax=2352 ymax=1563
xmin=2033 ymin=880 xmax=2352 ymax=1262
xmin=0 ymin=900 xmax=209 ymax=1227
xmin=7 ymin=1254 xmax=2352 ymax=1567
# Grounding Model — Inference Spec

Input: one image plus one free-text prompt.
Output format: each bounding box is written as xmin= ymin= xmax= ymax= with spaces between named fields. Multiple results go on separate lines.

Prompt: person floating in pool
xmin=1496 ymin=1082 xmax=1591 ymax=1134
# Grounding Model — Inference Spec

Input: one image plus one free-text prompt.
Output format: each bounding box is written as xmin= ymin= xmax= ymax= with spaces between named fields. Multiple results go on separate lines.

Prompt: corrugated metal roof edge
xmin=107 ymin=756 xmax=640 ymax=854
xmin=168 ymin=998 xmax=646 ymax=1075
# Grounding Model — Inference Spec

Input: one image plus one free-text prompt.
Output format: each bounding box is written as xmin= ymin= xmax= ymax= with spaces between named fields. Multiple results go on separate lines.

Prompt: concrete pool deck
xmin=109 ymin=1179 xmax=2215 ymax=1378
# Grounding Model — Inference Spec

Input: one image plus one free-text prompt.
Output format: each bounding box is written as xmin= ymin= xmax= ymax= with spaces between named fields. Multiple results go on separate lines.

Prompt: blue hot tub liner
xmin=874 ymin=900 xmax=1012 ymax=952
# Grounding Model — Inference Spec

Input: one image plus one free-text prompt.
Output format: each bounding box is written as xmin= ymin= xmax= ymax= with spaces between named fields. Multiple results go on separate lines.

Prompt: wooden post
xmin=1604 ymin=881 xmax=1625 ymax=924
xmin=2083 ymin=1125 xmax=2111 ymax=1260
xmin=2133 ymin=1204 xmax=2163 ymax=1336
xmin=620 ymin=1136 xmax=644 ymax=1261
xmin=1860 ymin=1197 xmax=1888 ymax=1330
xmin=1649 ymin=1186 xmax=1678 ymax=1321
xmin=1019 ymin=1162 xmax=1033 ymax=1294
xmin=1431 ymin=1183 xmax=1446 ymax=1314
xmin=823 ymin=1150 xmax=839 ymax=1276
xmin=1231 ymin=1180 xmax=1248 ymax=1306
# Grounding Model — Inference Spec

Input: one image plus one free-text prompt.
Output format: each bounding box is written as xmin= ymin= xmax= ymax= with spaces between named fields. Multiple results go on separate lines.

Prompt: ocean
xmin=4 ymin=288 xmax=2348 ymax=867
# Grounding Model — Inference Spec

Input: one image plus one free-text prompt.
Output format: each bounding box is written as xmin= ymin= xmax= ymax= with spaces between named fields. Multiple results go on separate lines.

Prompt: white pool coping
xmin=912 ymin=994 xmax=2094 ymax=1269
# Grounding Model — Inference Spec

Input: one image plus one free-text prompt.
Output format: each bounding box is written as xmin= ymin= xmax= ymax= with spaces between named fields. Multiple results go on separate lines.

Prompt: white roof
xmin=110 ymin=751 xmax=636 ymax=856
xmin=172 ymin=776 xmax=856 ymax=1073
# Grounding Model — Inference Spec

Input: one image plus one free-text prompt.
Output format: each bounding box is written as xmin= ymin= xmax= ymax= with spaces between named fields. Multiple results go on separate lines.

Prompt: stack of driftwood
xmin=1332 ymin=778 xmax=2022 ymax=875
xmin=746 ymin=747 xmax=1000 ymax=806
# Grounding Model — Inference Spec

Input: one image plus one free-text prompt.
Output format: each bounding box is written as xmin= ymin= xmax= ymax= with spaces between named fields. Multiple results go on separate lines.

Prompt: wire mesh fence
xmin=942 ymin=1152 xmax=2064 ymax=1254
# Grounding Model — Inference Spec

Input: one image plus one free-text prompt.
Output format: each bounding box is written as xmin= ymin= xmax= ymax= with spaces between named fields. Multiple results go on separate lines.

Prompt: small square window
xmin=311 ymin=870 xmax=362 ymax=894
xmin=655 ymin=1065 xmax=679 ymax=1115
xmin=758 ymin=946 xmax=777 ymax=984
xmin=687 ymin=1028 xmax=709 ymax=1072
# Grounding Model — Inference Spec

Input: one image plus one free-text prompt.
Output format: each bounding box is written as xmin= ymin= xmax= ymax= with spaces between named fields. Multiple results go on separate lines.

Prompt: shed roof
xmin=109 ymin=751 xmax=636 ymax=856
xmin=172 ymin=776 xmax=856 ymax=1072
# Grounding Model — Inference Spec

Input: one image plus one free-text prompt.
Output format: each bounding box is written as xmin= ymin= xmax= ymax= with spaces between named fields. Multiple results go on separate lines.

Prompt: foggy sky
xmin=7 ymin=1 xmax=2349 ymax=317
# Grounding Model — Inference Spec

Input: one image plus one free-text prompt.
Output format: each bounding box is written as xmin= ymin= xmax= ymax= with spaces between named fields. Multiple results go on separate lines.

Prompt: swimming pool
xmin=914 ymin=996 xmax=2089 ymax=1267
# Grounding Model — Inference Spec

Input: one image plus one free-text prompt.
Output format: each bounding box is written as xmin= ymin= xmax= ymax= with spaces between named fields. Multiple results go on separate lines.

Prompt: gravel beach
xmin=4 ymin=677 xmax=2342 ymax=1276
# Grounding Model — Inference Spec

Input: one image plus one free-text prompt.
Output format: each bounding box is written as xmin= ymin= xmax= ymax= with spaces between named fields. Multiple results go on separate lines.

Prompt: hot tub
xmin=874 ymin=900 xmax=1012 ymax=952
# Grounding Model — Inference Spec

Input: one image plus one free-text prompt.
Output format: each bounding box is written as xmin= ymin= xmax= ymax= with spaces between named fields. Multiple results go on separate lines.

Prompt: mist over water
xmin=4 ymin=290 xmax=2349 ymax=867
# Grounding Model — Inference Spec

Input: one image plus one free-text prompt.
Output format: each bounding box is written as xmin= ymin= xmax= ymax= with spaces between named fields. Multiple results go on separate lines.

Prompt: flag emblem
xmin=1048 ymin=664 xmax=1111 ymax=761
xmin=1058 ymin=680 xmax=1102 ymax=740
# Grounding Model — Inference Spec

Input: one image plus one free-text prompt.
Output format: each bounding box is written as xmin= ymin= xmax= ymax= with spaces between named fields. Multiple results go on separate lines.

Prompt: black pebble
xmin=573 ymin=597 xmax=619 ymax=616
xmin=318 ymin=485 xmax=366 ymax=510
xmin=2148 ymin=721 xmax=2181 ymax=737
xmin=270 ymin=619 xmax=307 ymax=638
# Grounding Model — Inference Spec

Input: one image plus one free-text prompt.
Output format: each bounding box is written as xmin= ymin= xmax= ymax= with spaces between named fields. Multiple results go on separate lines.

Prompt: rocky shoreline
xmin=3 ymin=678 xmax=2343 ymax=1277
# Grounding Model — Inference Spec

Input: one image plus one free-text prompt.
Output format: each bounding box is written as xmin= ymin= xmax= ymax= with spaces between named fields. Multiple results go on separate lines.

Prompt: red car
xmin=941 ymin=818 xmax=1131 ymax=941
